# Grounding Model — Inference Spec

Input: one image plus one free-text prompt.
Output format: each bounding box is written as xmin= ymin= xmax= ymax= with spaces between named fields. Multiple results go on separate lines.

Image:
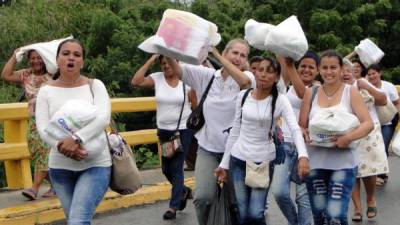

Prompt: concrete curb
xmin=0 ymin=178 xmax=195 ymax=225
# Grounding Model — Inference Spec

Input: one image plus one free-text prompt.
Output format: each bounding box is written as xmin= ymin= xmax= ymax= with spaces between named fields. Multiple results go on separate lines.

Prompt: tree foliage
xmin=0 ymin=0 xmax=399 ymax=120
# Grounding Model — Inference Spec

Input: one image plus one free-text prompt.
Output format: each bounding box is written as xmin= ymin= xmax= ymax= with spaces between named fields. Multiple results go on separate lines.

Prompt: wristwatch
xmin=72 ymin=134 xmax=82 ymax=144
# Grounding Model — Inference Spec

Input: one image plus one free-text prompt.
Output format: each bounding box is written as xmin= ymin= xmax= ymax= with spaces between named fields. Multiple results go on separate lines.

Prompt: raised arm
xmin=131 ymin=54 xmax=158 ymax=88
xmin=211 ymin=47 xmax=252 ymax=89
xmin=1 ymin=49 xmax=24 ymax=84
xmin=357 ymin=78 xmax=387 ymax=106
xmin=277 ymin=56 xmax=306 ymax=98
xmin=298 ymin=88 xmax=313 ymax=143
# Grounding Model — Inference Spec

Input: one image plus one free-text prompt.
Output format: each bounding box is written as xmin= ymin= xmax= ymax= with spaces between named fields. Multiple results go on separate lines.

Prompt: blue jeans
xmin=161 ymin=129 xmax=193 ymax=209
xmin=49 ymin=166 xmax=111 ymax=225
xmin=305 ymin=167 xmax=357 ymax=225
xmin=230 ymin=156 xmax=270 ymax=225
xmin=271 ymin=142 xmax=312 ymax=225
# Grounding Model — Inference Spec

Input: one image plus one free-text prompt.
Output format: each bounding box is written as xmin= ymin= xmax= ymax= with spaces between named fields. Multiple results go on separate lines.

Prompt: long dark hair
xmin=26 ymin=49 xmax=48 ymax=74
xmin=53 ymin=38 xmax=85 ymax=80
xmin=352 ymin=58 xmax=367 ymax=77
xmin=259 ymin=57 xmax=280 ymax=139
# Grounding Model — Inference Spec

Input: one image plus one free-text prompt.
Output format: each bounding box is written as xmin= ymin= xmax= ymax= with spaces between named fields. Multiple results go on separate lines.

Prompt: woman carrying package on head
xmin=270 ymin=51 xmax=320 ymax=225
xmin=214 ymin=56 xmax=310 ymax=225
xmin=166 ymin=38 xmax=256 ymax=225
xmin=366 ymin=64 xmax=399 ymax=185
xmin=35 ymin=39 xmax=112 ymax=224
xmin=299 ymin=50 xmax=373 ymax=225
xmin=1 ymin=48 xmax=54 ymax=200
xmin=131 ymin=54 xmax=196 ymax=220
xmin=340 ymin=59 xmax=388 ymax=221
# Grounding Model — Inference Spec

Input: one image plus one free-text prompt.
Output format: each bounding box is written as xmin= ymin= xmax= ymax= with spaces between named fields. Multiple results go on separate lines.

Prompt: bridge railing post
xmin=3 ymin=119 xmax=32 ymax=189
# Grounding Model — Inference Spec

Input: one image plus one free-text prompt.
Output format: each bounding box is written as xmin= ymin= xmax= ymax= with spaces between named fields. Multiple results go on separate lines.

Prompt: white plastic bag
xmin=138 ymin=9 xmax=221 ymax=65
xmin=309 ymin=108 xmax=360 ymax=148
xmin=15 ymin=36 xmax=73 ymax=75
xmin=44 ymin=99 xmax=107 ymax=160
xmin=354 ymin=38 xmax=384 ymax=67
xmin=265 ymin=16 xmax=308 ymax=61
xmin=389 ymin=131 xmax=400 ymax=157
xmin=244 ymin=19 xmax=275 ymax=50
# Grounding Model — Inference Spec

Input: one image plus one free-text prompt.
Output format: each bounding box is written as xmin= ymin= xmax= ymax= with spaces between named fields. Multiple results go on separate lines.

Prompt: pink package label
xmin=157 ymin=17 xmax=192 ymax=52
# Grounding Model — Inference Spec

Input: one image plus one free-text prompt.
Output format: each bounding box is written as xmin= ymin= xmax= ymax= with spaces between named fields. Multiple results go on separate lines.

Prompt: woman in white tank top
xmin=299 ymin=50 xmax=373 ymax=225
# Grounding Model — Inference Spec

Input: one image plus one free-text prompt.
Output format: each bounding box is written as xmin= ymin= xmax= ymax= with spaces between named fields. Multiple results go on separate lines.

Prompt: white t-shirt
xmin=149 ymin=72 xmax=192 ymax=130
xmin=182 ymin=65 xmax=256 ymax=153
xmin=219 ymin=91 xmax=308 ymax=169
xmin=282 ymin=86 xmax=302 ymax=142
xmin=35 ymin=79 xmax=112 ymax=171
xmin=379 ymin=80 xmax=399 ymax=125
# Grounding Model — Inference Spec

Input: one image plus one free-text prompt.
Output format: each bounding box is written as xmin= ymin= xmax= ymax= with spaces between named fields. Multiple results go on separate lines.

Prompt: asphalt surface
xmin=85 ymin=156 xmax=400 ymax=225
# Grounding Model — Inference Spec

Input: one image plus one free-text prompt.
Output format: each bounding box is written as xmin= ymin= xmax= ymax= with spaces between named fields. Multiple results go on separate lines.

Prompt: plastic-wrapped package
xmin=15 ymin=36 xmax=73 ymax=75
xmin=244 ymin=19 xmax=275 ymax=50
xmin=354 ymin=38 xmax=384 ymax=67
xmin=264 ymin=16 xmax=308 ymax=61
xmin=139 ymin=9 xmax=221 ymax=65
xmin=44 ymin=99 xmax=107 ymax=160
xmin=309 ymin=108 xmax=360 ymax=148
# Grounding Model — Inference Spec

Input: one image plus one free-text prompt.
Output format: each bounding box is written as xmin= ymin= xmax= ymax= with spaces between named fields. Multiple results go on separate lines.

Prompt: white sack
xmin=309 ymin=108 xmax=360 ymax=148
xmin=264 ymin=16 xmax=308 ymax=61
xmin=389 ymin=131 xmax=400 ymax=157
xmin=354 ymin=38 xmax=384 ymax=67
xmin=138 ymin=9 xmax=221 ymax=65
xmin=15 ymin=36 xmax=73 ymax=75
xmin=44 ymin=99 xmax=107 ymax=160
xmin=244 ymin=19 xmax=275 ymax=50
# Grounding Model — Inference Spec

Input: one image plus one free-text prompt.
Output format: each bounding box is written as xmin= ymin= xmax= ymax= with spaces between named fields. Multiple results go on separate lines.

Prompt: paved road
xmin=53 ymin=156 xmax=400 ymax=225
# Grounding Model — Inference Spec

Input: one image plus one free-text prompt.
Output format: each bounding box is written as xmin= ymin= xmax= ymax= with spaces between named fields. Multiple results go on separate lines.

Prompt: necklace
xmin=58 ymin=75 xmax=82 ymax=85
xmin=322 ymin=84 xmax=341 ymax=100
xmin=256 ymin=93 xmax=271 ymax=128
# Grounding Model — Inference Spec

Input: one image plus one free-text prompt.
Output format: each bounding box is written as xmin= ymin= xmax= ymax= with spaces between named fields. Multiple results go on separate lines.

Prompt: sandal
xmin=42 ymin=187 xmax=56 ymax=198
xmin=376 ymin=177 xmax=384 ymax=186
xmin=367 ymin=206 xmax=377 ymax=218
xmin=352 ymin=212 xmax=363 ymax=222
xmin=22 ymin=188 xmax=38 ymax=201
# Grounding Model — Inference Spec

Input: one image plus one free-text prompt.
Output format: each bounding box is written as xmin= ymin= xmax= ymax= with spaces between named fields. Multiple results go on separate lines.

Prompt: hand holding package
xmin=138 ymin=9 xmax=221 ymax=65
xmin=45 ymin=99 xmax=107 ymax=159
xmin=264 ymin=16 xmax=308 ymax=61
xmin=309 ymin=108 xmax=360 ymax=148
xmin=15 ymin=36 xmax=73 ymax=75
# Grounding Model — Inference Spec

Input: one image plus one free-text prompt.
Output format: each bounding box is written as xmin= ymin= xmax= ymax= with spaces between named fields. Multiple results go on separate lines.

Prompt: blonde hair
xmin=222 ymin=38 xmax=250 ymax=56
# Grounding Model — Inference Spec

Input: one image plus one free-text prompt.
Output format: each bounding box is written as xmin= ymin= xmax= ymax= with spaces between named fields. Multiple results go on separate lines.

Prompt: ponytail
xmin=269 ymin=82 xmax=278 ymax=139
xmin=53 ymin=69 xmax=60 ymax=80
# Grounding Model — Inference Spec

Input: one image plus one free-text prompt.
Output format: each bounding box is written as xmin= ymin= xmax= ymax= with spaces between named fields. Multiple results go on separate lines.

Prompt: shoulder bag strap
xmin=198 ymin=75 xmax=215 ymax=107
xmin=175 ymin=82 xmax=186 ymax=132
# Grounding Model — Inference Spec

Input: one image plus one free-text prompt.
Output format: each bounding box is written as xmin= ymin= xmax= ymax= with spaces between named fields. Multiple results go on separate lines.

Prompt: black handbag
xmin=186 ymin=76 xmax=214 ymax=132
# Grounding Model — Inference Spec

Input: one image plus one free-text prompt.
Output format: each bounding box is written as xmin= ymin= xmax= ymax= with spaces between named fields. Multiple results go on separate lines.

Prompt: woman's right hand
xmin=301 ymin=127 xmax=311 ymax=144
xmin=57 ymin=137 xmax=87 ymax=161
xmin=214 ymin=167 xmax=228 ymax=183
xmin=148 ymin=54 xmax=160 ymax=65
